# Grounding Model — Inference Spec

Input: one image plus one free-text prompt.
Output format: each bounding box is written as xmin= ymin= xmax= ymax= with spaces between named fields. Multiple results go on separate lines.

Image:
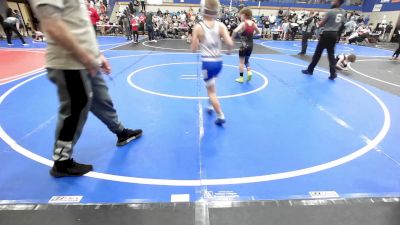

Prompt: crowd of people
xmin=111 ymin=4 xmax=398 ymax=47
xmin=110 ymin=3 xmax=399 ymax=63
xmin=255 ymin=9 xmax=397 ymax=45
xmin=115 ymin=7 xmax=198 ymax=42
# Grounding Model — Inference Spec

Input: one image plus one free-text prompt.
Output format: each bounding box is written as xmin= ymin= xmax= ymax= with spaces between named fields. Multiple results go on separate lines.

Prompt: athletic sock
xmin=217 ymin=112 xmax=225 ymax=120
xmin=207 ymin=100 xmax=214 ymax=111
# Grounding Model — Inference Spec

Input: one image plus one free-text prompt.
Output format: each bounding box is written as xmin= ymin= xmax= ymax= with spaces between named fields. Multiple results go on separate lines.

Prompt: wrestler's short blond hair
xmin=347 ymin=54 xmax=356 ymax=63
xmin=204 ymin=0 xmax=220 ymax=11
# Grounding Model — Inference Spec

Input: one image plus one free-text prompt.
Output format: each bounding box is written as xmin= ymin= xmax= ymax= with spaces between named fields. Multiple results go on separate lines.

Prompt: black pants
xmin=140 ymin=23 xmax=145 ymax=35
xmin=307 ymin=31 xmax=338 ymax=76
xmin=141 ymin=1 xmax=145 ymax=11
xmin=3 ymin=23 xmax=26 ymax=44
xmin=300 ymin=31 xmax=312 ymax=53
xmin=291 ymin=27 xmax=298 ymax=40
xmin=393 ymin=42 xmax=400 ymax=58
xmin=47 ymin=69 xmax=124 ymax=161
xmin=147 ymin=25 xmax=154 ymax=40
xmin=93 ymin=24 xmax=97 ymax=36
xmin=132 ymin=30 xmax=139 ymax=42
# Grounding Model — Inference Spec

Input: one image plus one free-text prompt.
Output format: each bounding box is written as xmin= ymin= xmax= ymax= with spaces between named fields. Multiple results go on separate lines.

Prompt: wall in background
xmin=116 ymin=2 xmax=328 ymax=19
xmin=0 ymin=0 xmax=8 ymax=36
xmin=174 ymin=0 xmax=362 ymax=10
xmin=0 ymin=0 xmax=8 ymax=17
xmin=362 ymin=10 xmax=400 ymax=40
xmin=117 ymin=0 xmax=361 ymax=10
xmin=362 ymin=0 xmax=400 ymax=12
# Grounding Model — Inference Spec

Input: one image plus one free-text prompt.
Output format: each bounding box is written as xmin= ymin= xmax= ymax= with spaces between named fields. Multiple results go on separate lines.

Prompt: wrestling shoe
xmin=215 ymin=118 xmax=226 ymax=126
xmin=247 ymin=71 xmax=253 ymax=82
xmin=235 ymin=76 xmax=244 ymax=83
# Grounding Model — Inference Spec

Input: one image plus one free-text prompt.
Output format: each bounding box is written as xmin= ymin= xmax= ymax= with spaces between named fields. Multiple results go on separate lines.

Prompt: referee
xmin=302 ymin=0 xmax=345 ymax=80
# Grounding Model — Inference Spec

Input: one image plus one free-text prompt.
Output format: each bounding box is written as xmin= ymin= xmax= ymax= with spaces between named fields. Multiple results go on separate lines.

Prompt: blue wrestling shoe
xmin=215 ymin=118 xmax=226 ymax=126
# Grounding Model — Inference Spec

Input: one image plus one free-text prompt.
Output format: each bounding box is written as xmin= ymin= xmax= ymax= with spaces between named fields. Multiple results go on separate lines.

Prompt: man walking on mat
xmin=301 ymin=0 xmax=345 ymax=80
xmin=30 ymin=0 xmax=143 ymax=178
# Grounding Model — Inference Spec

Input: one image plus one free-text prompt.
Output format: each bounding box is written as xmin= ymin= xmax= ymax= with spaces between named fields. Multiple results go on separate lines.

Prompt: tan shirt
xmin=30 ymin=0 xmax=100 ymax=70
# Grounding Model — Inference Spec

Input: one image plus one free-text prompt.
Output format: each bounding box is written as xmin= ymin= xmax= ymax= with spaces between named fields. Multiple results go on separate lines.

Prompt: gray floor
xmin=1 ymin=198 xmax=399 ymax=225
xmin=114 ymin=39 xmax=281 ymax=54
xmin=370 ymin=42 xmax=400 ymax=51
xmin=115 ymin=38 xmax=399 ymax=95
xmin=293 ymin=54 xmax=400 ymax=96
xmin=209 ymin=198 xmax=400 ymax=225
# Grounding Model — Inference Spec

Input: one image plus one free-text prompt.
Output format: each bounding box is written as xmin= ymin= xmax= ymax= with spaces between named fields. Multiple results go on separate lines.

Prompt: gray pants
xmin=47 ymin=69 xmax=124 ymax=161
xmin=383 ymin=33 xmax=390 ymax=42
xmin=301 ymin=31 xmax=312 ymax=53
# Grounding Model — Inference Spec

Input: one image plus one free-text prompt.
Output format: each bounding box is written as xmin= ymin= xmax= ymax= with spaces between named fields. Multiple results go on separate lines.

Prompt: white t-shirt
xmin=180 ymin=13 xmax=186 ymax=23
xmin=4 ymin=17 xmax=19 ymax=25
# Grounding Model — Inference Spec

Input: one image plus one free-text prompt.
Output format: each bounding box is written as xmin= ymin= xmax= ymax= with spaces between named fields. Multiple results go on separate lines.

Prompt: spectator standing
xmin=298 ymin=13 xmax=316 ymax=55
xmin=131 ymin=15 xmax=139 ymax=43
xmin=133 ymin=0 xmax=140 ymax=14
xmin=141 ymin=0 xmax=146 ymax=12
xmin=383 ymin=21 xmax=393 ymax=42
xmin=281 ymin=19 xmax=289 ymax=40
xmin=139 ymin=11 xmax=146 ymax=35
xmin=3 ymin=8 xmax=27 ymax=45
xmin=262 ymin=17 xmax=271 ymax=39
xmin=146 ymin=12 xmax=155 ymax=42
xmin=123 ymin=14 xmax=131 ymax=40
xmin=391 ymin=30 xmax=400 ymax=60
xmin=13 ymin=10 xmax=25 ymax=36
xmin=88 ymin=3 xmax=100 ymax=34
xmin=100 ymin=2 xmax=107 ymax=16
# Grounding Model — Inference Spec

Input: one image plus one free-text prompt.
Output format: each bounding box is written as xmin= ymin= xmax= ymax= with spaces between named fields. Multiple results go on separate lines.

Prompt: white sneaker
xmin=22 ymin=43 xmax=29 ymax=46
xmin=7 ymin=44 xmax=14 ymax=46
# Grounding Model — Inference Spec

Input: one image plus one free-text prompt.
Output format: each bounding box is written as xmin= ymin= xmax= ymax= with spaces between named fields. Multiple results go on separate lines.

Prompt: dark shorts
xmin=239 ymin=45 xmax=253 ymax=58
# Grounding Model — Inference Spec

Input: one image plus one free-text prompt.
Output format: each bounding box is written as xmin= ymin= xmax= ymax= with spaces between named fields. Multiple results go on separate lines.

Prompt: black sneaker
xmin=50 ymin=158 xmax=93 ymax=178
xmin=302 ymin=70 xmax=313 ymax=75
xmin=298 ymin=52 xmax=305 ymax=55
xmin=328 ymin=74 xmax=337 ymax=80
xmin=117 ymin=128 xmax=143 ymax=146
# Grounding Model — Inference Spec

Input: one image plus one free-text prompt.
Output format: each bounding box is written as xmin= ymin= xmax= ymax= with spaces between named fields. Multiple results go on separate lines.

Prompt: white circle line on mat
xmin=0 ymin=54 xmax=391 ymax=186
xmin=348 ymin=59 xmax=400 ymax=88
xmin=127 ymin=62 xmax=268 ymax=99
